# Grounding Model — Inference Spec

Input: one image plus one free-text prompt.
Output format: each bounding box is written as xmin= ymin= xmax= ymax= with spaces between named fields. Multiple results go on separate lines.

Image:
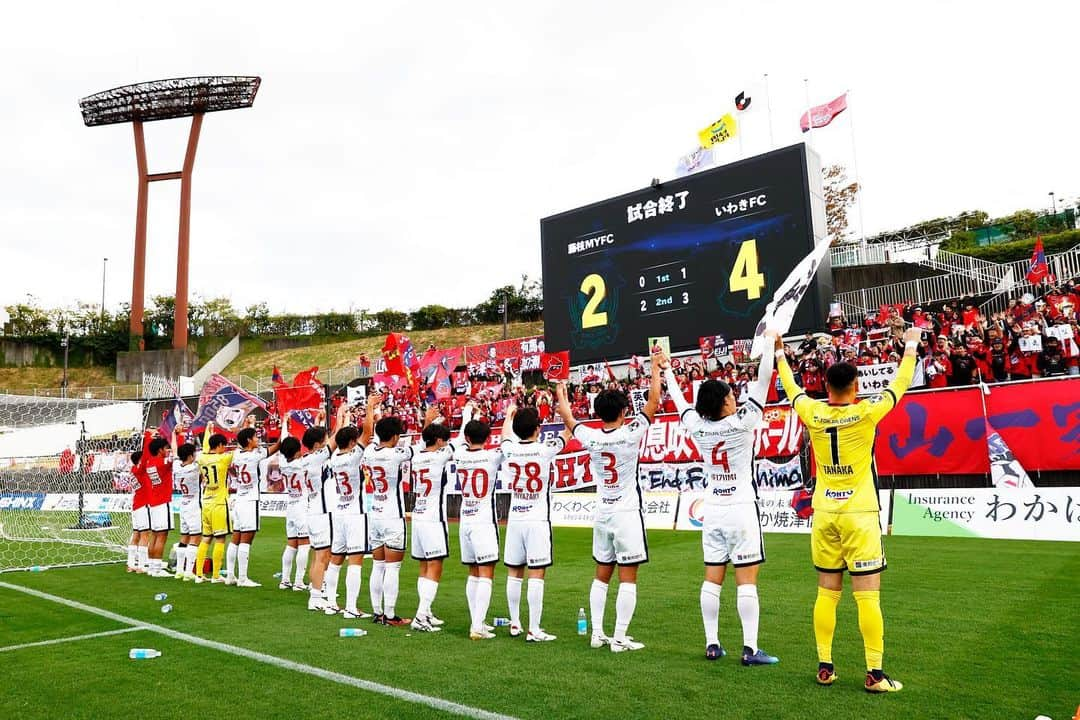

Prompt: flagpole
xmin=764 ymin=73 xmax=774 ymax=149
xmin=847 ymin=88 xmax=867 ymax=242
xmin=803 ymin=78 xmax=813 ymax=149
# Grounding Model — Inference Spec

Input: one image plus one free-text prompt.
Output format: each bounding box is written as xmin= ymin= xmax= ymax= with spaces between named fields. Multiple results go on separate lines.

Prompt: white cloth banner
xmin=749 ymin=239 xmax=832 ymax=359
xmin=754 ymin=456 xmax=804 ymax=491
xmin=549 ymin=491 xmax=679 ymax=529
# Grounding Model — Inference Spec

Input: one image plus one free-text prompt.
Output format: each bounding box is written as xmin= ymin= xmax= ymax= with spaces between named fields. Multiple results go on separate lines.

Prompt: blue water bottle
xmin=129 ymin=649 xmax=161 ymax=659
xmin=577 ymin=608 xmax=587 ymax=636
xmin=339 ymin=628 xmax=367 ymax=638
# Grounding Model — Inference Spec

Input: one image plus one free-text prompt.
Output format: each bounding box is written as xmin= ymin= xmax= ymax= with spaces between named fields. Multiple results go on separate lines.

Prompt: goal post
xmin=0 ymin=394 xmax=148 ymax=572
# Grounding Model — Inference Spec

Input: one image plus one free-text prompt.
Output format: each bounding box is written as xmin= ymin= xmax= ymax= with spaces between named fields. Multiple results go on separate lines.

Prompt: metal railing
xmin=224 ymin=365 xmax=371 ymax=396
xmin=979 ymin=244 xmax=1080 ymax=315
xmin=0 ymin=384 xmax=144 ymax=400
xmin=829 ymin=234 xmax=947 ymax=268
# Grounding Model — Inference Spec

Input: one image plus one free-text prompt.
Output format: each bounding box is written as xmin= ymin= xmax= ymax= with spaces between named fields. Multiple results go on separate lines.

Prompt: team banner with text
xmin=874 ymin=377 xmax=1080 ymax=475
xmin=891 ymin=489 xmax=1080 ymax=541
xmin=463 ymin=336 xmax=545 ymax=374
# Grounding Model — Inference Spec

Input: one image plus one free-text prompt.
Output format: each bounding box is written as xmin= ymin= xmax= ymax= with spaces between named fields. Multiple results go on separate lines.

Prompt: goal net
xmin=0 ymin=394 xmax=148 ymax=572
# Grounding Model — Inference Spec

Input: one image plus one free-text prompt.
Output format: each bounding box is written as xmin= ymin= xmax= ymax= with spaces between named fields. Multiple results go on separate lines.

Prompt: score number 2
xmin=580 ymin=273 xmax=608 ymax=328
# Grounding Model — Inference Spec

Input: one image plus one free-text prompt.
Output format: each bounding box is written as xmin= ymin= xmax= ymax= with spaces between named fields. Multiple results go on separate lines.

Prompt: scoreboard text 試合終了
xmin=540 ymin=143 xmax=831 ymax=365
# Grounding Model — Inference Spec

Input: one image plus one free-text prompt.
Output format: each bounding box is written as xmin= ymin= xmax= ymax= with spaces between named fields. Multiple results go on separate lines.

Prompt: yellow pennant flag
xmin=697 ymin=113 xmax=738 ymax=149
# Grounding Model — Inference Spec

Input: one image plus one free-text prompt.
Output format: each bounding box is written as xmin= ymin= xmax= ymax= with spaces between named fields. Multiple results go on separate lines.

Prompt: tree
xmin=823 ymin=164 xmax=860 ymax=244
xmin=3 ymin=299 xmax=51 ymax=336
xmin=473 ymin=274 xmax=543 ymax=324
xmin=410 ymin=305 xmax=454 ymax=330
xmin=373 ymin=309 xmax=409 ymax=333
xmin=243 ymin=302 xmax=271 ymax=335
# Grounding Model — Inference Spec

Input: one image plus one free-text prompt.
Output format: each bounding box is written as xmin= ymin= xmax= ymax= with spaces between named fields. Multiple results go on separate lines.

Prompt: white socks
xmin=416 ymin=577 xmax=439 ymax=619
xmin=137 ymin=545 xmax=148 ymax=570
xmin=614 ymin=583 xmax=637 ymax=641
xmin=589 ymin=579 xmax=609 ymax=637
xmin=369 ymin=560 xmax=386 ymax=615
xmin=294 ymin=545 xmax=310 ymax=586
xmin=736 ymin=584 xmax=760 ymax=653
xmin=526 ymin=578 xmax=545 ymax=634
xmin=345 ymin=564 xmax=363 ymax=613
xmin=226 ymin=543 xmax=238 ymax=579
xmin=383 ymin=562 xmax=402 ymax=617
xmin=506 ymin=576 xmax=523 ymax=627
xmin=281 ymin=546 xmax=296 ymax=583
xmin=701 ymin=581 xmax=722 ymax=647
xmin=473 ymin=577 xmax=492 ymax=632
xmin=175 ymin=544 xmax=187 ymax=575
xmin=127 ymin=544 xmax=137 ymax=568
xmin=324 ymin=563 xmax=341 ymax=607
xmin=466 ymin=575 xmax=478 ymax=616
xmin=237 ymin=543 xmax=251 ymax=581
xmin=186 ymin=544 xmax=198 ymax=574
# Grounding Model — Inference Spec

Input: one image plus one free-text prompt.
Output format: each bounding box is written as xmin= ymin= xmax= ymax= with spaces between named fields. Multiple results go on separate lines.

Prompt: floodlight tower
xmin=79 ymin=76 xmax=260 ymax=350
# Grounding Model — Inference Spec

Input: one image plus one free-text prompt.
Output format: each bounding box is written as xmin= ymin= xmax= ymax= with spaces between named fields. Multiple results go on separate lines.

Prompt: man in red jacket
xmin=137 ymin=433 xmax=176 ymax=577
xmin=128 ymin=447 xmax=152 ymax=573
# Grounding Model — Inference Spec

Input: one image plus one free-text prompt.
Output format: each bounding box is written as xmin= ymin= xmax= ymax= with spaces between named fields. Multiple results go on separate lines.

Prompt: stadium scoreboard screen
xmin=541 ymin=143 xmax=831 ymax=365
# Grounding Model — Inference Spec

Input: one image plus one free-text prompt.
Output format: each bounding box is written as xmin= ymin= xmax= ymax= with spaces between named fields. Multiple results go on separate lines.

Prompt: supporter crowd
xmin=252 ymin=279 xmax=1078 ymax=435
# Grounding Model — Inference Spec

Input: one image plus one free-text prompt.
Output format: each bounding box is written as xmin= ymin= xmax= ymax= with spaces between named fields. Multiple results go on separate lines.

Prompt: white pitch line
xmin=0 ymin=581 xmax=518 ymax=720
xmin=0 ymin=625 xmax=146 ymax=653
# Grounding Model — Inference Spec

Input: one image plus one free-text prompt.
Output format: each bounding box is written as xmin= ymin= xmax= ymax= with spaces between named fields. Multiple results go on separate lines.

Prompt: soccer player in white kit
xmin=502 ymin=404 xmax=569 ymax=642
xmin=171 ymin=435 xmax=201 ymax=580
xmin=277 ymin=436 xmax=311 ymax=591
xmin=664 ymin=343 xmax=780 ymax=665
xmin=226 ymin=426 xmax=280 ymax=587
xmin=454 ymin=403 xmax=510 ymax=640
xmin=407 ymin=409 xmax=455 ymax=632
xmin=364 ymin=414 xmax=414 ymax=626
xmin=303 ymin=405 xmax=349 ymax=611
xmin=554 ymin=350 xmax=664 ymax=652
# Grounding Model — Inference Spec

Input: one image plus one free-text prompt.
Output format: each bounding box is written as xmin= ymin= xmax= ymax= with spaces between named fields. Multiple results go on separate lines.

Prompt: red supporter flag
xmin=1025 ymin=236 xmax=1051 ymax=284
xmin=275 ymin=367 xmax=324 ymax=417
xmin=604 ymin=360 xmax=617 ymax=382
xmin=271 ymin=366 xmax=285 ymax=388
xmin=800 ymin=92 xmax=847 ymax=133
xmin=540 ymin=351 xmax=570 ymax=381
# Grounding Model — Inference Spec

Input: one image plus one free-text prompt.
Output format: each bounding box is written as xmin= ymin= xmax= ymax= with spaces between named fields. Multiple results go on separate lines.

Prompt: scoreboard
xmin=540 ymin=143 xmax=831 ymax=365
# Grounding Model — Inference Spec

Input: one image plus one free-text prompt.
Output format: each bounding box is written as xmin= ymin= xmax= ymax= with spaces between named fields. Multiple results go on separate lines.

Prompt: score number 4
xmin=729 ymin=238 xmax=765 ymax=300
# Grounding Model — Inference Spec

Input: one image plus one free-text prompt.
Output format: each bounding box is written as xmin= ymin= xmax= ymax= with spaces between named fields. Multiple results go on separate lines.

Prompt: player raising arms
xmin=554 ymin=351 xmax=663 ymax=652
xmin=277 ymin=436 xmax=311 ymax=591
xmin=665 ymin=344 xmax=779 ymax=666
xmin=127 ymin=449 xmax=150 ymax=573
xmin=227 ymin=425 xmax=282 ymax=587
xmin=194 ymin=424 xmax=234 ymax=583
xmin=502 ymin=404 xmax=569 ymax=642
xmin=325 ymin=397 xmax=378 ymax=618
xmin=407 ymin=406 xmax=455 ymax=632
xmin=171 ymin=433 xmax=201 ymax=580
xmin=303 ymin=407 xmax=347 ymax=611
xmin=364 ymin=411 xmax=413 ymax=626
xmin=454 ymin=403 xmax=508 ymax=640
xmin=774 ymin=327 xmax=921 ymax=694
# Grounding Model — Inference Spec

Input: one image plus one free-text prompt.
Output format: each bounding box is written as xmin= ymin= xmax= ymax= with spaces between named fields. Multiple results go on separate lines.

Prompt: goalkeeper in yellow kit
xmin=194 ymin=423 xmax=234 ymax=584
xmin=772 ymin=327 xmax=922 ymax=694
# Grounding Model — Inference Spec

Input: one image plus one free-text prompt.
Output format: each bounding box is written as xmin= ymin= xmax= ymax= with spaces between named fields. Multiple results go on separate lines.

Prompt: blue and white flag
xmin=675 ymin=146 xmax=714 ymax=177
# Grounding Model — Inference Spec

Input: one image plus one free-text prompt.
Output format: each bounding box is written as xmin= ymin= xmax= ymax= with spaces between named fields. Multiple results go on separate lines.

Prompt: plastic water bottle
xmin=492 ymin=617 xmax=511 ymax=627
xmin=28 ymin=566 xmax=46 ymax=572
xmin=129 ymin=649 xmax=161 ymax=659
xmin=161 ymin=604 xmax=173 ymax=614
xmin=577 ymin=608 xmax=587 ymax=636
xmin=154 ymin=593 xmax=168 ymax=601
xmin=273 ymin=572 xmax=282 ymax=579
xmin=339 ymin=628 xmax=367 ymax=638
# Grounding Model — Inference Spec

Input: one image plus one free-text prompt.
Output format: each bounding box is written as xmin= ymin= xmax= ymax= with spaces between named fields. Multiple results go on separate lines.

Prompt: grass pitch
xmin=0 ymin=520 xmax=1076 ymax=720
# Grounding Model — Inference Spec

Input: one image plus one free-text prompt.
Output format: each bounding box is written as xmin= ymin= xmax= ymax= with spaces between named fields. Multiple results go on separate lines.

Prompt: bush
xmin=952 ymin=229 xmax=1080 ymax=263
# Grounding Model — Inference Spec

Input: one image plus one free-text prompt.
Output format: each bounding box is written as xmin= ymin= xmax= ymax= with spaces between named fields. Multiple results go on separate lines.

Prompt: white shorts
xmin=308 ymin=512 xmax=332 ymax=550
xmin=178 ymin=500 xmax=201 ymax=536
xmin=368 ymin=515 xmax=406 ymax=552
xmin=131 ymin=505 xmax=150 ymax=532
xmin=233 ymin=498 xmax=260 ymax=533
xmin=702 ymin=503 xmax=765 ymax=567
xmin=411 ymin=520 xmax=449 ymax=561
xmin=593 ymin=511 xmax=648 ymax=566
xmin=459 ymin=522 xmax=499 ymax=565
xmin=331 ymin=513 xmax=368 ymax=556
xmin=285 ymin=502 xmax=309 ymax=539
xmin=503 ymin=521 xmax=552 ymax=569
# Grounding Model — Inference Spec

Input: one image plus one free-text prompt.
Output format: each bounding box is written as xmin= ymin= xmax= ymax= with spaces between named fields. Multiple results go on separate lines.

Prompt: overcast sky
xmin=1 ymin=1 xmax=1077 ymax=317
